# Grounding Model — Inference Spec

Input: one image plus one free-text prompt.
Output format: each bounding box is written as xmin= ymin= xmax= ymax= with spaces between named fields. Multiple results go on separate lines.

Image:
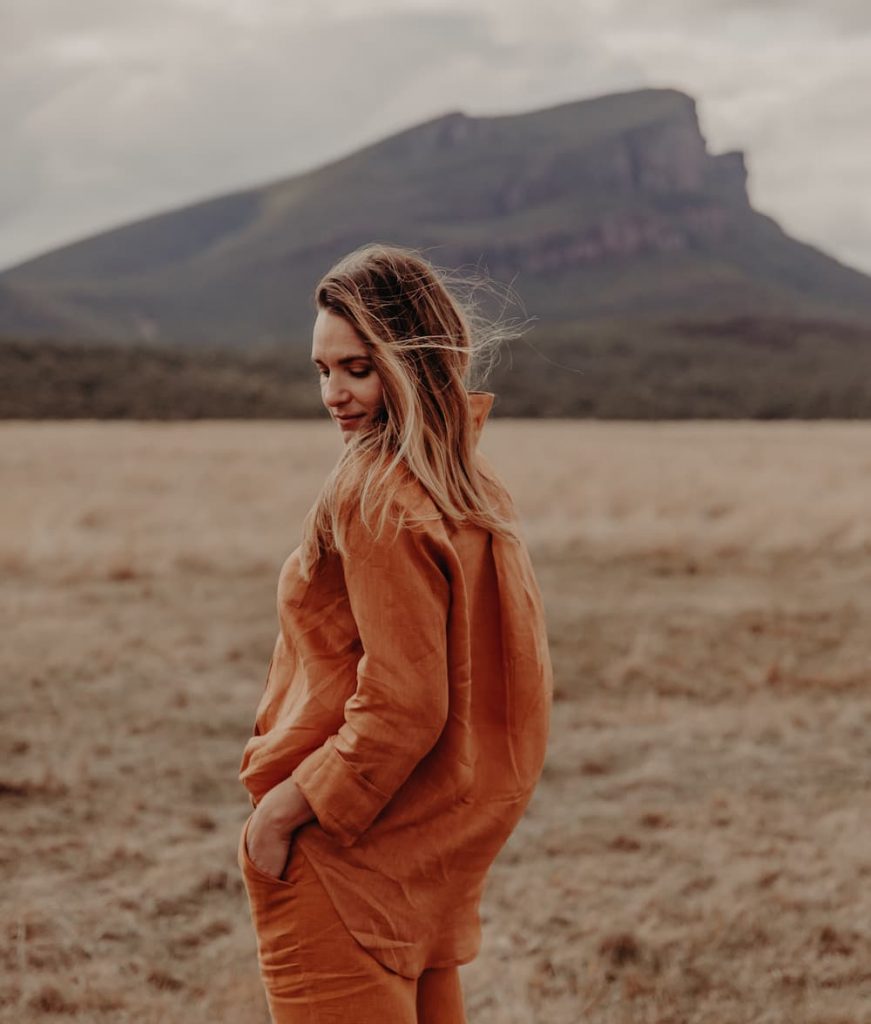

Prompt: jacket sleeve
xmin=289 ymin=512 xmax=451 ymax=847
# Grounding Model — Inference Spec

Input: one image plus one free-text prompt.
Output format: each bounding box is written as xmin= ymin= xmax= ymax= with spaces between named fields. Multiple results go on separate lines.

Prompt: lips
xmin=336 ymin=414 xmax=363 ymax=424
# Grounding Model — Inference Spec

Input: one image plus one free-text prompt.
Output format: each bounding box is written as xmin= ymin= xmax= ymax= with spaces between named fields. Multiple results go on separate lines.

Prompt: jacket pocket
xmin=238 ymin=811 xmax=298 ymax=889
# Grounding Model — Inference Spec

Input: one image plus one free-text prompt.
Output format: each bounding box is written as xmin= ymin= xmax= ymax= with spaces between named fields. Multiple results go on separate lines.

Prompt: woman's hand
xmin=246 ymin=806 xmax=294 ymax=879
xmin=246 ymin=776 xmax=317 ymax=879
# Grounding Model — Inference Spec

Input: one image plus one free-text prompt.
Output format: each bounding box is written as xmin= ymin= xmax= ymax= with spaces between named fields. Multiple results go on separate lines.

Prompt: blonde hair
xmin=297 ymin=242 xmax=529 ymax=579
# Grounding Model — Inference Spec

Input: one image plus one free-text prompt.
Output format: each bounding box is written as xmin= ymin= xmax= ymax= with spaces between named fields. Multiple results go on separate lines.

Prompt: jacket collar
xmin=467 ymin=390 xmax=495 ymax=444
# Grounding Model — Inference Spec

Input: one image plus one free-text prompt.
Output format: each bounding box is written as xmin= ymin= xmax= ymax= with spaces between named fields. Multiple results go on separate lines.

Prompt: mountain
xmin=2 ymin=86 xmax=871 ymax=349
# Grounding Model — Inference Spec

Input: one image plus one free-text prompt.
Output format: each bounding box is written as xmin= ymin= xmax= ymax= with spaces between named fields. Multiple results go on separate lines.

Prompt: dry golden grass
xmin=1 ymin=418 xmax=870 ymax=1023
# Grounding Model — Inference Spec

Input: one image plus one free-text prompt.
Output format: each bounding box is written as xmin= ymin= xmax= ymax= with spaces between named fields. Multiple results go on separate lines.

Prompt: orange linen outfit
xmin=238 ymin=391 xmax=553 ymax=1019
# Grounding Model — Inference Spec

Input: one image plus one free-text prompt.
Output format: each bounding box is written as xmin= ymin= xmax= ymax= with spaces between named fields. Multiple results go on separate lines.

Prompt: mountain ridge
xmin=2 ymin=86 xmax=870 ymax=347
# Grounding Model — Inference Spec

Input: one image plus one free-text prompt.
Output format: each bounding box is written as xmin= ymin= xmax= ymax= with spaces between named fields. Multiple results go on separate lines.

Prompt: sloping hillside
xmin=3 ymin=87 xmax=871 ymax=348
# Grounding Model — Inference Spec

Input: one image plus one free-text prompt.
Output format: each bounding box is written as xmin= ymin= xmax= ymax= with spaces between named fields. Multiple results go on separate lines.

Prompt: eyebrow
xmin=310 ymin=355 xmax=373 ymax=366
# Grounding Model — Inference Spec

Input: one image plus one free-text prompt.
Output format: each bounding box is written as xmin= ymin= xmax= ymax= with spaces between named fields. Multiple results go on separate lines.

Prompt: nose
xmin=322 ymin=375 xmax=351 ymax=408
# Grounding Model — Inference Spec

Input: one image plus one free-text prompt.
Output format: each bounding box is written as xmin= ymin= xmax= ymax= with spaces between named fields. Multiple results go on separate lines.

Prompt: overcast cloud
xmin=2 ymin=0 xmax=870 ymax=275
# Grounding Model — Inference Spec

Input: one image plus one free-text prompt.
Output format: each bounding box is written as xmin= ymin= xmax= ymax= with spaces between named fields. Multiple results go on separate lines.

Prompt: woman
xmin=237 ymin=243 xmax=553 ymax=1023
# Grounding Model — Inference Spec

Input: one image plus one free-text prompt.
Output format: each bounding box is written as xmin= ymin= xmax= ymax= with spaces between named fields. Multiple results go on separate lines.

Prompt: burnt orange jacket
xmin=238 ymin=391 xmax=553 ymax=978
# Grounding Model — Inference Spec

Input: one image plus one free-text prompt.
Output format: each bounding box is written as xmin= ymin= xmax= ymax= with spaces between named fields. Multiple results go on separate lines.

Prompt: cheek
xmin=361 ymin=376 xmax=384 ymax=409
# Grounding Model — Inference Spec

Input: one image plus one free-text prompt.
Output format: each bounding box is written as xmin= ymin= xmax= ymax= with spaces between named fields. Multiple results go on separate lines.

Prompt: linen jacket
xmin=238 ymin=390 xmax=553 ymax=978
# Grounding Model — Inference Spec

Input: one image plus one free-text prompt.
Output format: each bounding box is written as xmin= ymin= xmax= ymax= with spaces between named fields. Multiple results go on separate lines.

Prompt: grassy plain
xmin=1 ymin=418 xmax=869 ymax=1023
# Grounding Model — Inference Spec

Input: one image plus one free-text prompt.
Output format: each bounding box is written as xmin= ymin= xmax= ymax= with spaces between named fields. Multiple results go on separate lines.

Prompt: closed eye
xmin=317 ymin=368 xmax=371 ymax=379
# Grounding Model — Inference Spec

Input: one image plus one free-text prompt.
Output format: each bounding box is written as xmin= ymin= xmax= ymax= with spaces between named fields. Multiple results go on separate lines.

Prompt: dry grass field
xmin=1 ymin=418 xmax=870 ymax=1024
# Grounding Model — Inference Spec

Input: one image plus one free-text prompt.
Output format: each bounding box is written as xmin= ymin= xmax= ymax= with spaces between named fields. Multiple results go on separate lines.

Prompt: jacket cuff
xmin=290 ymin=735 xmax=391 ymax=848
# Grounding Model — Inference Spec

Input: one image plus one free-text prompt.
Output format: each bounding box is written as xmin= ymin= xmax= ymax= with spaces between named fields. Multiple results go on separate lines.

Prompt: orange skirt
xmin=237 ymin=812 xmax=468 ymax=1023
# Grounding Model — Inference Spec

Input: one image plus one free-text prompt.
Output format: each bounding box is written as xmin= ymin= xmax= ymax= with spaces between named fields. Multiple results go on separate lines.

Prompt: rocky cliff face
xmin=439 ymin=101 xmax=752 ymax=272
xmin=494 ymin=204 xmax=735 ymax=275
xmin=384 ymin=93 xmax=749 ymax=220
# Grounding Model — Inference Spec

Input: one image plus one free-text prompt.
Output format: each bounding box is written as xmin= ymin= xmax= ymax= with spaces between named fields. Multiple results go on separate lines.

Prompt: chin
xmin=337 ymin=423 xmax=361 ymax=443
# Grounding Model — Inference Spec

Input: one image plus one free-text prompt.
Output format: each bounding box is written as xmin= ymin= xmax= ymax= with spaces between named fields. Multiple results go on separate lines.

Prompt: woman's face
xmin=311 ymin=308 xmax=385 ymax=442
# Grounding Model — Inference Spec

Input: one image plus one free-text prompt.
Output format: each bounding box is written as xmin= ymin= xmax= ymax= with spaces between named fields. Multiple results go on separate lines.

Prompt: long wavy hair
xmin=296 ymin=242 xmax=529 ymax=579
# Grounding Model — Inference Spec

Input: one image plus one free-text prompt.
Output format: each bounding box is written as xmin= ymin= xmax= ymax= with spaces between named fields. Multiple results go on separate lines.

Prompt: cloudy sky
xmin=3 ymin=0 xmax=870 ymax=274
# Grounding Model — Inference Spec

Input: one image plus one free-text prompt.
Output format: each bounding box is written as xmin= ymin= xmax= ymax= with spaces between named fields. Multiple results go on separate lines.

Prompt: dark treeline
xmin=2 ymin=315 xmax=870 ymax=419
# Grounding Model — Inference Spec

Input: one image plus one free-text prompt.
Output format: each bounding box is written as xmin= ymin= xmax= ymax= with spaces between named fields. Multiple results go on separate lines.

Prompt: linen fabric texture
xmin=238 ymin=390 xmax=553 ymax=979
xmin=237 ymin=811 xmax=468 ymax=1023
